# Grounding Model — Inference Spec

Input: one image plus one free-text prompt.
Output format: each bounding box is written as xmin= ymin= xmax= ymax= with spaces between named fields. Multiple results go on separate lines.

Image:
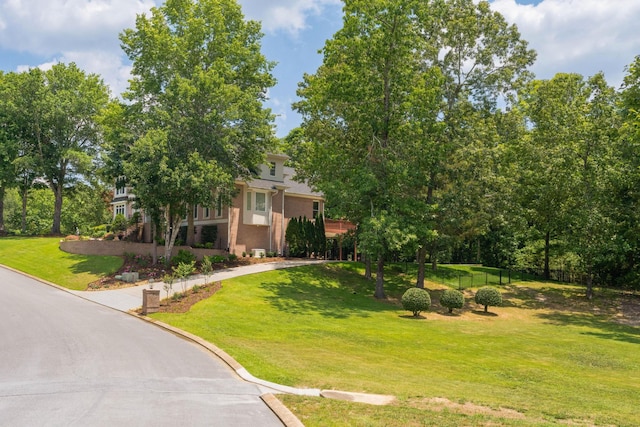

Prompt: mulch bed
xmin=88 ymin=256 xmax=288 ymax=291
xmin=139 ymin=280 xmax=224 ymax=314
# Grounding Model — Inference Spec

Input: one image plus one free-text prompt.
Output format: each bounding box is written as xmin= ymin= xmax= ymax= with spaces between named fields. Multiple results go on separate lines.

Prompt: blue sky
xmin=1 ymin=0 xmax=639 ymax=137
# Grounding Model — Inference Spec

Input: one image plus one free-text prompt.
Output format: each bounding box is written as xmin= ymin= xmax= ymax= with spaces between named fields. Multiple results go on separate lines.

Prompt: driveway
xmin=0 ymin=266 xmax=283 ymax=426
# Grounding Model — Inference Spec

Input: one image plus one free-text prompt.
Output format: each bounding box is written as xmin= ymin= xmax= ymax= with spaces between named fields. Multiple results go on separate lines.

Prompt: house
xmin=111 ymin=154 xmax=324 ymax=256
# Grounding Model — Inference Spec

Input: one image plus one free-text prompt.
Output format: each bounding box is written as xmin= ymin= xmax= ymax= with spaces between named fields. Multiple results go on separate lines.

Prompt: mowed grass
xmin=152 ymin=263 xmax=640 ymax=426
xmin=0 ymin=237 xmax=122 ymax=290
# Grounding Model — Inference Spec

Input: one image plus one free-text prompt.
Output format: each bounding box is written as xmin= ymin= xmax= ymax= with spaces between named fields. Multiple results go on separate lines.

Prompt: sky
xmin=1 ymin=0 xmax=639 ymax=138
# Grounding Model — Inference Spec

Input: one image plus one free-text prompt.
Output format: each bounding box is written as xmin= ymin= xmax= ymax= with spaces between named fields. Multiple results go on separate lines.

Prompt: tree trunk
xmin=585 ymin=265 xmax=594 ymax=300
xmin=151 ymin=221 xmax=158 ymax=265
xmin=186 ymin=205 xmax=195 ymax=246
xmin=364 ymin=254 xmax=372 ymax=280
xmin=0 ymin=186 xmax=5 ymax=233
xmin=164 ymin=207 xmax=183 ymax=264
xmin=21 ymin=184 xmax=28 ymax=234
xmin=374 ymin=256 xmax=386 ymax=299
xmin=51 ymin=184 xmax=63 ymax=235
xmin=430 ymin=244 xmax=438 ymax=271
xmin=416 ymin=246 xmax=426 ymax=288
xmin=544 ymin=230 xmax=551 ymax=280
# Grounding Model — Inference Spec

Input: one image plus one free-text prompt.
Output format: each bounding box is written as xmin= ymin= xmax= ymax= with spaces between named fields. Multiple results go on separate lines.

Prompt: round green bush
xmin=402 ymin=287 xmax=431 ymax=317
xmin=440 ymin=289 xmax=465 ymax=313
xmin=474 ymin=286 xmax=503 ymax=313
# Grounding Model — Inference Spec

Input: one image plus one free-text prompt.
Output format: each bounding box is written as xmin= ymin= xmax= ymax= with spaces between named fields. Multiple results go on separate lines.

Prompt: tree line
xmin=287 ymin=0 xmax=640 ymax=298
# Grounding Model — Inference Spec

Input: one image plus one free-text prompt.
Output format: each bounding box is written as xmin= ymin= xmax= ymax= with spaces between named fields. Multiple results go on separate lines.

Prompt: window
xmin=204 ymin=207 xmax=210 ymax=219
xmin=269 ymin=161 xmax=276 ymax=176
xmin=115 ymin=204 xmax=126 ymax=217
xmin=313 ymin=200 xmax=320 ymax=218
xmin=216 ymin=195 xmax=223 ymax=217
xmin=255 ymin=192 xmax=266 ymax=212
xmin=115 ymin=186 xmax=125 ymax=196
xmin=193 ymin=205 xmax=198 ymax=220
xmin=246 ymin=191 xmax=252 ymax=211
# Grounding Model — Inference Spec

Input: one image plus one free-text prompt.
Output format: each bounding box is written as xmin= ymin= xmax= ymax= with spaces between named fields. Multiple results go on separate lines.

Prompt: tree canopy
xmin=117 ymin=0 xmax=276 ymax=261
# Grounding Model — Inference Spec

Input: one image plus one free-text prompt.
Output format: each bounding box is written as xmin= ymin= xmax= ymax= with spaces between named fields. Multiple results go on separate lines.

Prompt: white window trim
xmin=115 ymin=204 xmax=126 ymax=217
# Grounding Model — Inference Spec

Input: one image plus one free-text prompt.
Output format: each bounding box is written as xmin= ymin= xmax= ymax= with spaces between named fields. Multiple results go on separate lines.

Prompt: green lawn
xmin=0 ymin=237 xmax=123 ymax=290
xmin=152 ymin=263 xmax=640 ymax=426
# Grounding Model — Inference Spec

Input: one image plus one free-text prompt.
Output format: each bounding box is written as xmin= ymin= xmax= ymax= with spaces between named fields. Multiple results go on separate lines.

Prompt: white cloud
xmin=17 ymin=51 xmax=132 ymax=97
xmin=0 ymin=0 xmax=155 ymax=55
xmin=491 ymin=0 xmax=640 ymax=87
xmin=239 ymin=0 xmax=341 ymax=35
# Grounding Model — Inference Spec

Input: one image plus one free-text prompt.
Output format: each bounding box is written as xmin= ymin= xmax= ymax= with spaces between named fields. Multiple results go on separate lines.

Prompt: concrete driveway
xmin=0 ymin=266 xmax=284 ymax=426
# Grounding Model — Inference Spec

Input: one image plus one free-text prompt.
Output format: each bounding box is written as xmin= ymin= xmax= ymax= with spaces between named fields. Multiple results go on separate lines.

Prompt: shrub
xmin=402 ymin=288 xmax=431 ymax=317
xmin=209 ymin=255 xmax=226 ymax=263
xmin=475 ymin=286 xmax=503 ymax=313
xmin=440 ymin=289 xmax=465 ymax=314
xmin=172 ymin=249 xmax=196 ymax=266
xmin=112 ymin=214 xmax=128 ymax=234
xmin=173 ymin=260 xmax=196 ymax=293
xmin=228 ymin=253 xmax=238 ymax=262
xmin=201 ymin=225 xmax=218 ymax=245
xmin=91 ymin=224 xmax=107 ymax=238
xmin=204 ymin=242 xmax=214 ymax=249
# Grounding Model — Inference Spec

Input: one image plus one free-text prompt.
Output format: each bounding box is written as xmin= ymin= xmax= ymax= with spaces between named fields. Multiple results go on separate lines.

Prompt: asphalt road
xmin=0 ymin=267 xmax=283 ymax=426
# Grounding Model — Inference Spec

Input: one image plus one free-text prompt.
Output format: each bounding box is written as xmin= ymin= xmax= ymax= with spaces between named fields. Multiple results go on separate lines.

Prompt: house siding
xmin=112 ymin=154 xmax=323 ymax=255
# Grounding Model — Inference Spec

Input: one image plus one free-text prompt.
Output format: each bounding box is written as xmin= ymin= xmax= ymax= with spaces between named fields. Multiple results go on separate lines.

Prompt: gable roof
xmin=242 ymin=166 xmax=323 ymax=199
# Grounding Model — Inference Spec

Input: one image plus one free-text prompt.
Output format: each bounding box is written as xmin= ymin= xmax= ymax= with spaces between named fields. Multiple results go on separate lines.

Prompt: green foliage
xmin=401 ymin=287 xmax=431 ymax=317
xmin=440 ymin=289 xmax=465 ymax=314
xmin=111 ymin=214 xmax=128 ymax=234
xmin=209 ymin=255 xmax=226 ymax=263
xmin=174 ymin=260 xmax=196 ymax=294
xmin=200 ymin=225 xmax=218 ymax=245
xmin=228 ymin=253 xmax=238 ymax=261
xmin=286 ymin=216 xmax=324 ymax=258
xmin=172 ymin=249 xmax=196 ymax=266
xmin=474 ymin=286 xmax=503 ymax=313
xmin=200 ymin=255 xmax=213 ymax=285
xmin=118 ymin=0 xmax=276 ymax=262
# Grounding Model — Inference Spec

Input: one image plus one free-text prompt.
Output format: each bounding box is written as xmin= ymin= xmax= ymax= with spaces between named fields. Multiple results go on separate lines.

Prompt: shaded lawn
xmin=0 ymin=237 xmax=123 ymax=290
xmin=152 ymin=263 xmax=640 ymax=426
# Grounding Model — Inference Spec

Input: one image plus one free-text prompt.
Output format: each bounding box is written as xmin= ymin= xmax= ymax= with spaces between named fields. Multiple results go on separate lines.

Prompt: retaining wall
xmin=59 ymin=240 xmax=226 ymax=261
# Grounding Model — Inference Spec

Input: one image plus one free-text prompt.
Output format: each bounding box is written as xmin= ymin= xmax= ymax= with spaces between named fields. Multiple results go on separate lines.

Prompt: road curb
xmin=137 ymin=315 xmax=311 ymax=426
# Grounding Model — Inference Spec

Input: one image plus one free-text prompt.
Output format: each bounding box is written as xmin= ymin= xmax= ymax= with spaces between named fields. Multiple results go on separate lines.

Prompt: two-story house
xmin=111 ymin=154 xmax=324 ymax=256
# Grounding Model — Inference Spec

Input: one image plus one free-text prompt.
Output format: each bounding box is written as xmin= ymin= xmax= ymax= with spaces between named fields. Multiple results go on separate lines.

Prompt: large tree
xmin=295 ymin=0 xmax=436 ymax=298
xmin=294 ymin=0 xmax=535 ymax=294
xmin=0 ymin=71 xmax=18 ymax=233
xmin=119 ymin=0 xmax=276 ymax=261
xmin=6 ymin=64 xmax=110 ymax=235
xmin=510 ymin=73 xmax=618 ymax=293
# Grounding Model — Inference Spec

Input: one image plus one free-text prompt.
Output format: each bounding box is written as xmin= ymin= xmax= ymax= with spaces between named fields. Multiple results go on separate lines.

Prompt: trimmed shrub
xmin=440 ymin=289 xmax=465 ymax=314
xmin=475 ymin=286 xmax=503 ymax=313
xmin=228 ymin=253 xmax=238 ymax=262
xmin=172 ymin=249 xmax=196 ymax=266
xmin=402 ymin=288 xmax=431 ymax=317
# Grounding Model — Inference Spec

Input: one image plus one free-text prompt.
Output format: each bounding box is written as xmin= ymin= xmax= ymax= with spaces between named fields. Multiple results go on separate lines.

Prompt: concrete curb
xmin=136 ymin=315 xmax=316 ymax=426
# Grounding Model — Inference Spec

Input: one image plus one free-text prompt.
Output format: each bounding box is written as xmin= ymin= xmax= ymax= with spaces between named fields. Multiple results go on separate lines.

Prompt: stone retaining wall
xmin=59 ymin=240 xmax=227 ymax=261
